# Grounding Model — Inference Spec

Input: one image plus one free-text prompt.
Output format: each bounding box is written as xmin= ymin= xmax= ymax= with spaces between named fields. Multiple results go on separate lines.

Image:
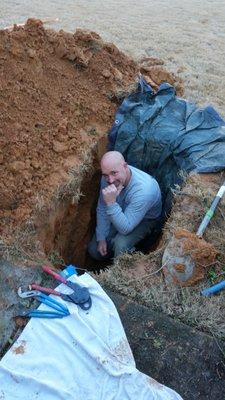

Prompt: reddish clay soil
xmin=163 ymin=228 xmax=218 ymax=286
xmin=0 ymin=19 xmax=183 ymax=256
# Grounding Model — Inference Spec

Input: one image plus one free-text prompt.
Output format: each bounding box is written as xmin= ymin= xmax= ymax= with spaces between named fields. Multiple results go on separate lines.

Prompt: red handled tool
xmin=31 ymin=284 xmax=78 ymax=304
xmin=42 ymin=266 xmax=92 ymax=310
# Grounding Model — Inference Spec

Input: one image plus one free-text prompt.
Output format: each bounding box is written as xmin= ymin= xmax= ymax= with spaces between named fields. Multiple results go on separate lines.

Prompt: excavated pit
xmin=0 ymin=18 xmax=184 ymax=269
xmin=37 ymin=145 xmax=104 ymax=271
xmin=1 ymin=19 xmax=225 ymax=354
xmin=35 ymin=146 xmax=164 ymax=272
xmin=1 ymin=19 xmax=223 ymax=287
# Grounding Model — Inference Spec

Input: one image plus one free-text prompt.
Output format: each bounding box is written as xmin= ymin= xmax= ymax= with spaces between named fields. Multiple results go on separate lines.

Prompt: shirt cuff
xmin=106 ymin=203 xmax=120 ymax=215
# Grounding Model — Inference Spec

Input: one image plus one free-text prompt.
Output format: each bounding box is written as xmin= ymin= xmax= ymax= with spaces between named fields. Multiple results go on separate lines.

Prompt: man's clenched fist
xmin=102 ymin=184 xmax=124 ymax=205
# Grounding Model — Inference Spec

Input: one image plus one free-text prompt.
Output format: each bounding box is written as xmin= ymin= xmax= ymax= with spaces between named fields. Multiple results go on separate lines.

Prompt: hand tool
xmin=17 ymin=287 xmax=70 ymax=317
xmin=30 ymin=283 xmax=91 ymax=310
xmin=16 ymin=307 xmax=66 ymax=318
xmin=42 ymin=265 xmax=92 ymax=310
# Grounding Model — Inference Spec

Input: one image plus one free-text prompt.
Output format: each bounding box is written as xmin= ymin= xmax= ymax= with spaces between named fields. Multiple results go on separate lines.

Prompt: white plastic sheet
xmin=0 ymin=273 xmax=183 ymax=400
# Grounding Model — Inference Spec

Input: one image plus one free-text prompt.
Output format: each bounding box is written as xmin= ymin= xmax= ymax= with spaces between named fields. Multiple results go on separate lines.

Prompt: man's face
xmin=101 ymin=160 xmax=128 ymax=188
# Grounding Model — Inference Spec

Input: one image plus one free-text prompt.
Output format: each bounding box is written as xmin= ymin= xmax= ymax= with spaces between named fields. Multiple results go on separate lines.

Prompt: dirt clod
xmin=162 ymin=229 xmax=218 ymax=286
xmin=12 ymin=340 xmax=26 ymax=355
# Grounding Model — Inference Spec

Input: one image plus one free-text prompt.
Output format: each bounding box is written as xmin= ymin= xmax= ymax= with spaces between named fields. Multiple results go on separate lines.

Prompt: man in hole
xmin=88 ymin=151 xmax=162 ymax=260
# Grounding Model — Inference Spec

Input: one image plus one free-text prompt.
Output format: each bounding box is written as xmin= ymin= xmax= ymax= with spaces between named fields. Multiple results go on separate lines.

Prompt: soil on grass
xmin=0 ymin=19 xmax=183 ymax=261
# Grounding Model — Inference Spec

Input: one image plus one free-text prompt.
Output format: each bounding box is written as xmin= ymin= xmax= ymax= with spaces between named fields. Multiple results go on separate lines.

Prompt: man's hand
xmin=97 ymin=240 xmax=107 ymax=256
xmin=102 ymin=184 xmax=124 ymax=205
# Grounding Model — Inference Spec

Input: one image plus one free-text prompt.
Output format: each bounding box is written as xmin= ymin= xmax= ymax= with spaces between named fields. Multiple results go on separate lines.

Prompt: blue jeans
xmin=87 ymin=218 xmax=158 ymax=260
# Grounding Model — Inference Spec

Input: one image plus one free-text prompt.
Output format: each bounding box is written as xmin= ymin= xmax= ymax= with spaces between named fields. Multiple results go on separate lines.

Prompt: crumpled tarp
xmin=108 ymin=78 xmax=225 ymax=221
xmin=0 ymin=273 xmax=183 ymax=400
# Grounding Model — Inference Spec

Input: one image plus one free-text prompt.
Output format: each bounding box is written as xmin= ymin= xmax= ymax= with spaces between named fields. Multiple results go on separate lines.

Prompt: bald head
xmin=101 ymin=151 xmax=125 ymax=169
xmin=100 ymin=151 xmax=130 ymax=188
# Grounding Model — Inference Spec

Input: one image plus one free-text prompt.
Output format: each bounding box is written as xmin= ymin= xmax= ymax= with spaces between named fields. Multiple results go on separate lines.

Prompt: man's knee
xmin=87 ymin=236 xmax=101 ymax=261
xmin=113 ymin=234 xmax=135 ymax=257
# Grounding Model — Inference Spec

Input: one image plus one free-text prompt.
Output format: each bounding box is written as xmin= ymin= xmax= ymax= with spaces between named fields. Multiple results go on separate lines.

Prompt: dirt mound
xmin=0 ymin=19 xmax=183 ymax=248
xmin=162 ymin=228 xmax=218 ymax=286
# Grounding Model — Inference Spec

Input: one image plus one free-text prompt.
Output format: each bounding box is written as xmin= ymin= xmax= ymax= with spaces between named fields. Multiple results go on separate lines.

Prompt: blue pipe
xmin=201 ymin=280 xmax=225 ymax=296
xmin=60 ymin=264 xmax=78 ymax=278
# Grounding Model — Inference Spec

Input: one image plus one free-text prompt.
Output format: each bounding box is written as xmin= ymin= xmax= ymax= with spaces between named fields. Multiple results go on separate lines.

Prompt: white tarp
xmin=0 ymin=273 xmax=183 ymax=400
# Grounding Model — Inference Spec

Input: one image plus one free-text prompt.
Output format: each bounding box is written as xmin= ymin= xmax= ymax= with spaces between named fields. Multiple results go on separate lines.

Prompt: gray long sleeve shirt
xmin=96 ymin=165 xmax=162 ymax=241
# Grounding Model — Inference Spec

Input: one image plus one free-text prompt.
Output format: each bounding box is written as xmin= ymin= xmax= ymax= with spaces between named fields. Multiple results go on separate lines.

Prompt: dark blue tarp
xmin=108 ymin=77 xmax=225 ymax=224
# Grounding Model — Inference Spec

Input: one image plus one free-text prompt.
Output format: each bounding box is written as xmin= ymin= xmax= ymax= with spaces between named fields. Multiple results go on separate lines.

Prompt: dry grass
xmin=2 ymin=1 xmax=225 ymax=117
xmin=0 ymin=218 xmax=46 ymax=265
xmin=53 ymin=146 xmax=95 ymax=204
xmin=97 ymin=254 xmax=225 ymax=340
xmin=165 ymin=173 xmax=225 ymax=252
